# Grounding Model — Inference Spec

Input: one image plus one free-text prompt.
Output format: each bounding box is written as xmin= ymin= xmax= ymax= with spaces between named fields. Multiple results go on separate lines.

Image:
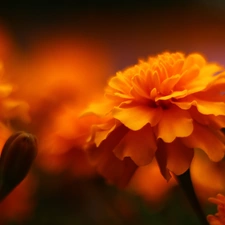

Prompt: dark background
xmin=1 ymin=0 xmax=225 ymax=70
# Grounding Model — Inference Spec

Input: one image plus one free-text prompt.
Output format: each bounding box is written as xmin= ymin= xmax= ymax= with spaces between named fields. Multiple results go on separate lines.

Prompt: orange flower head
xmin=85 ymin=52 xmax=225 ymax=185
xmin=207 ymin=194 xmax=225 ymax=225
xmin=37 ymin=106 xmax=98 ymax=177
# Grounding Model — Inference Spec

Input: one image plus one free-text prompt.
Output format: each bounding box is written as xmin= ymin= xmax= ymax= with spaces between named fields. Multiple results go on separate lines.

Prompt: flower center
xmin=148 ymin=99 xmax=170 ymax=109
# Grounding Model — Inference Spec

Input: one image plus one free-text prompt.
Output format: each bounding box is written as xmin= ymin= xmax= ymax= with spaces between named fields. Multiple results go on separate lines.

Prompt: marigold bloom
xmin=85 ymin=52 xmax=225 ymax=185
xmin=9 ymin=36 xmax=113 ymax=177
xmin=37 ymin=106 xmax=97 ymax=176
xmin=207 ymin=194 xmax=225 ymax=225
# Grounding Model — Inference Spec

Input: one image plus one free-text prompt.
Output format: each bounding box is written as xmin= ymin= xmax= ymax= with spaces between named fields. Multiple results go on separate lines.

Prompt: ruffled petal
xmin=181 ymin=53 xmax=206 ymax=71
xmin=177 ymin=64 xmax=200 ymax=89
xmin=88 ymin=144 xmax=137 ymax=188
xmin=87 ymin=125 xmax=136 ymax=187
xmin=156 ymin=139 xmax=194 ymax=180
xmin=131 ymin=73 xmax=150 ymax=99
xmin=87 ymin=125 xmax=128 ymax=161
xmin=182 ymin=122 xmax=225 ymax=162
xmin=173 ymin=97 xmax=225 ymax=116
xmin=190 ymin=107 xmax=225 ymax=129
xmin=155 ymin=89 xmax=188 ymax=101
xmin=108 ymin=71 xmax=132 ymax=95
xmin=113 ymin=124 xmax=157 ymax=166
xmin=184 ymin=65 xmax=224 ymax=95
xmin=160 ymin=74 xmax=180 ymax=95
xmin=113 ymin=105 xmax=163 ymax=130
xmin=194 ymin=75 xmax=225 ymax=102
xmin=156 ymin=105 xmax=193 ymax=143
xmin=82 ymin=99 xmax=113 ymax=117
xmin=93 ymin=119 xmax=118 ymax=147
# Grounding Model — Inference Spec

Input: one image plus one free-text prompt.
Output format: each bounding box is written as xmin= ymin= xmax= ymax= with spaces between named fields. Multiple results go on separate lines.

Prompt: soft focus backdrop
xmin=0 ymin=1 xmax=225 ymax=225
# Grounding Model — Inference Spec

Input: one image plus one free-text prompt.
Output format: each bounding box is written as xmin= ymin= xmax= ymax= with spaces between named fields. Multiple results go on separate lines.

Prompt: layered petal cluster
xmin=207 ymin=194 xmax=225 ymax=225
xmin=10 ymin=35 xmax=114 ymax=177
xmin=85 ymin=52 xmax=225 ymax=185
xmin=37 ymin=106 xmax=98 ymax=177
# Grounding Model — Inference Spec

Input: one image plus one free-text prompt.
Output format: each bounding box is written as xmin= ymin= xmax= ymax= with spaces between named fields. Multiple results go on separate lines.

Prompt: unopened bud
xmin=0 ymin=131 xmax=37 ymax=201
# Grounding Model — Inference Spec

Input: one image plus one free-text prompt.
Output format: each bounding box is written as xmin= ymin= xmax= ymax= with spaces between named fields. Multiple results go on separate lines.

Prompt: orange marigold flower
xmin=207 ymin=194 xmax=225 ymax=225
xmin=37 ymin=106 xmax=98 ymax=177
xmin=85 ymin=52 xmax=225 ymax=185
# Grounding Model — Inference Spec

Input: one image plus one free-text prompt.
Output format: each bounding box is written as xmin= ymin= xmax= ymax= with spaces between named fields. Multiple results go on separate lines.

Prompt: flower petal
xmin=173 ymin=97 xmax=225 ymax=116
xmin=155 ymin=89 xmax=188 ymax=101
xmin=93 ymin=119 xmax=118 ymax=147
xmin=190 ymin=107 xmax=225 ymax=129
xmin=113 ymin=105 xmax=163 ymax=130
xmin=87 ymin=125 xmax=136 ymax=187
xmin=131 ymin=73 xmax=150 ymax=99
xmin=113 ymin=124 xmax=157 ymax=166
xmin=160 ymin=74 xmax=181 ymax=95
xmin=177 ymin=64 xmax=200 ymax=89
xmin=156 ymin=105 xmax=193 ymax=143
xmin=82 ymin=99 xmax=113 ymax=117
xmin=87 ymin=125 xmax=129 ymax=163
xmin=194 ymin=75 xmax=225 ymax=102
xmin=182 ymin=122 xmax=225 ymax=162
xmin=184 ymin=64 xmax=224 ymax=94
xmin=156 ymin=139 xmax=194 ymax=180
xmin=182 ymin=53 xmax=206 ymax=71
xmin=88 ymin=144 xmax=137 ymax=188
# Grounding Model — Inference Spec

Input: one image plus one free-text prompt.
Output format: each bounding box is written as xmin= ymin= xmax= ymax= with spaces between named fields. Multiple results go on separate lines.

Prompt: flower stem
xmin=176 ymin=169 xmax=209 ymax=225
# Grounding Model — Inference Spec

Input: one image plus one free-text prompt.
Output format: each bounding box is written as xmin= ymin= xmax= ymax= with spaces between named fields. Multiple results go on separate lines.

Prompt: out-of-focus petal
xmin=182 ymin=122 xmax=225 ymax=162
xmin=156 ymin=139 xmax=194 ymax=180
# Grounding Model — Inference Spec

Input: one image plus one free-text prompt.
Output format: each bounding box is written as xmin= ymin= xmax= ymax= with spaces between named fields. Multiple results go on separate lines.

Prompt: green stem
xmin=176 ymin=169 xmax=209 ymax=225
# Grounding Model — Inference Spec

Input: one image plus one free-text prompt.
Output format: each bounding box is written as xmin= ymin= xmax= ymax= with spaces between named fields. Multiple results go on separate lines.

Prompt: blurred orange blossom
xmin=6 ymin=36 xmax=113 ymax=176
xmin=7 ymin=35 xmax=111 ymax=101
xmin=207 ymin=193 xmax=225 ymax=225
xmin=6 ymin=36 xmax=112 ymax=132
xmin=84 ymin=52 xmax=225 ymax=186
xmin=37 ymin=105 xmax=98 ymax=176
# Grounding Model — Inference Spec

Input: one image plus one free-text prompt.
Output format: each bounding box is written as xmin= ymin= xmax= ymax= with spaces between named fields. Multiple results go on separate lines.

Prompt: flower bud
xmin=0 ymin=131 xmax=37 ymax=201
